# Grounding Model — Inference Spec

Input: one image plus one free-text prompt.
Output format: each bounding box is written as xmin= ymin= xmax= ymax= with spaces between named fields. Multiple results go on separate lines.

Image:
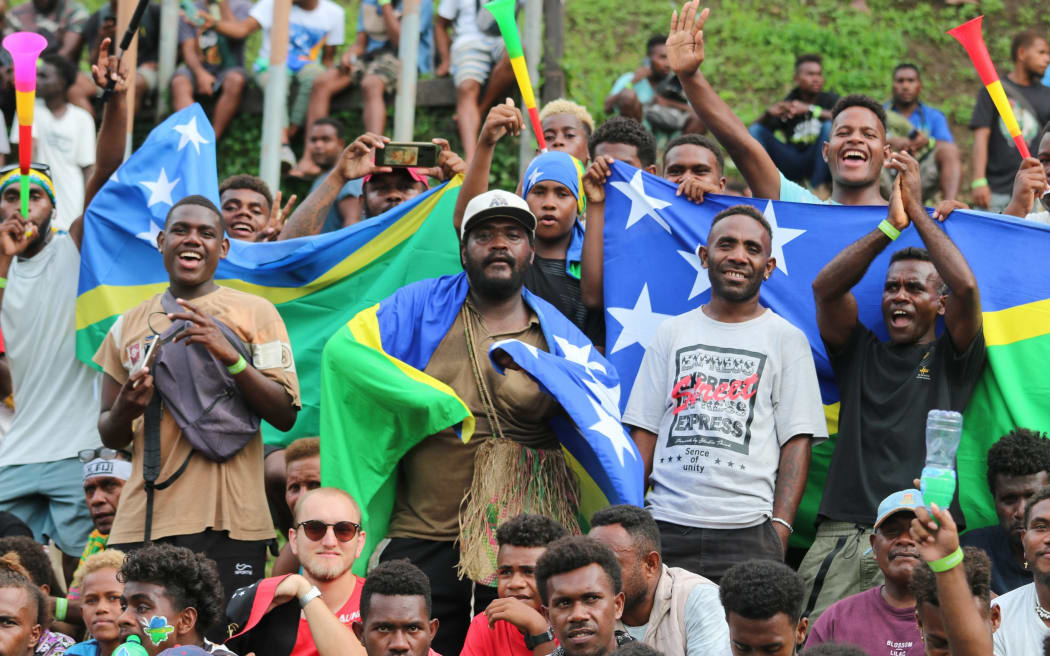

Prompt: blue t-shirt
xmin=610 ymin=72 xmax=655 ymax=105
xmin=65 ymin=640 xmax=100 ymax=656
xmin=1043 ymin=65 xmax=1050 ymax=87
xmin=778 ymin=172 xmax=834 ymax=204
xmin=310 ymin=174 xmax=364 ymax=233
xmin=885 ymin=102 xmax=954 ymax=143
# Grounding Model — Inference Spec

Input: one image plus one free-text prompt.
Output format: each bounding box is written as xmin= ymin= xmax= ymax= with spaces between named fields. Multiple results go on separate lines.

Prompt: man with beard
xmin=225 ymin=487 xmax=367 ymax=656
xmin=537 ymin=537 xmax=631 ymax=656
xmin=324 ymin=188 xmax=592 ymax=655
xmin=278 ymin=133 xmax=465 ymax=240
xmin=804 ymin=148 xmax=984 ymax=622
xmin=0 ymin=41 xmax=127 ymax=582
xmin=805 ymin=490 xmax=926 ymax=655
xmin=588 ymin=505 xmax=730 ymax=655
xmin=989 ymin=487 xmax=1050 ymax=654
xmin=622 ymin=204 xmax=827 ymax=582
xmin=961 ymin=429 xmax=1050 ymax=595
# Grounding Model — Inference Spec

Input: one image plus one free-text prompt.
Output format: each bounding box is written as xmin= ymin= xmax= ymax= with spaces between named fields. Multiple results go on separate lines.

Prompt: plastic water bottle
xmin=920 ymin=410 xmax=963 ymax=512
xmin=112 ymin=635 xmax=149 ymax=656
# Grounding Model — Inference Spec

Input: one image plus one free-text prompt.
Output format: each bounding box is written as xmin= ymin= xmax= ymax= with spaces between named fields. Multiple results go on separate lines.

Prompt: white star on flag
xmin=677 ymin=248 xmax=711 ymax=299
xmin=611 ymin=170 xmax=672 ymax=233
xmin=173 ymin=116 xmax=210 ymax=155
xmin=135 ymin=220 xmax=162 ymax=247
xmin=553 ymin=335 xmax=606 ymax=375
xmin=527 ymin=167 xmax=543 ymax=188
xmin=607 ymin=283 xmax=674 ymax=354
xmin=585 ymin=396 xmax=635 ymax=467
xmin=761 ymin=200 xmax=806 ymax=276
xmin=140 ymin=169 xmax=180 ymax=208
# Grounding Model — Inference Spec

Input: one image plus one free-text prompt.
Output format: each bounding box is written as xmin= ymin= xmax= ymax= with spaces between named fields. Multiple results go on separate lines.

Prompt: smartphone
xmin=132 ymin=325 xmax=186 ymax=379
xmin=375 ymin=142 xmax=439 ymax=168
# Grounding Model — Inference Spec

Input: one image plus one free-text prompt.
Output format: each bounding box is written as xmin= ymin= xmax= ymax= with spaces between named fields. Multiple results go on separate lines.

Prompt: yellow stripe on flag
xmin=824 ymin=402 xmax=840 ymax=436
xmin=983 ymin=298 xmax=1050 ymax=347
xmin=346 ymin=304 xmax=475 ymax=442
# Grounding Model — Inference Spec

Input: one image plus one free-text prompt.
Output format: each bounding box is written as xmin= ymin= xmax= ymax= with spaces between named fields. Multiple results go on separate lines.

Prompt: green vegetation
xmin=66 ymin=0 xmax=1050 ymax=196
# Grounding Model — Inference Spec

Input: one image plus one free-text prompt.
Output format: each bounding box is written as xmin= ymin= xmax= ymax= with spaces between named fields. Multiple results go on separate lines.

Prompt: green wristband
xmin=878 ymin=219 xmax=900 ymax=241
xmin=971 ymin=178 xmax=988 ymax=189
xmin=811 ymin=104 xmax=822 ymax=118
xmin=55 ymin=597 xmax=67 ymax=622
xmin=928 ymin=547 xmax=964 ymax=573
xmin=0 ymin=277 xmax=6 ymax=289
xmin=226 ymin=355 xmax=248 ymax=375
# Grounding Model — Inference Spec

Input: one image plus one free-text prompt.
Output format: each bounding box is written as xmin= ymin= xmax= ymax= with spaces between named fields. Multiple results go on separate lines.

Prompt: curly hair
xmin=795 ymin=53 xmax=822 ymax=70
xmin=0 ymin=537 xmax=55 ymax=589
xmin=0 ymin=552 xmax=49 ymax=626
xmin=118 ymin=544 xmax=224 ymax=634
xmin=1025 ymin=487 xmax=1050 ymax=528
xmin=361 ymin=559 xmax=431 ymax=621
xmin=719 ymin=560 xmax=804 ymax=622
xmin=663 ymin=133 xmax=725 ymax=176
xmin=535 ymin=536 xmax=622 ymax=606
xmin=986 ymin=428 xmax=1050 ymax=494
xmin=285 ymin=437 xmax=320 ymax=467
xmin=496 ymin=514 xmax=569 ymax=549
xmin=801 ymin=644 xmax=868 ymax=656
xmin=910 ymin=547 xmax=991 ymax=610
xmin=831 ymin=94 xmax=887 ymax=131
xmin=589 ymin=117 xmax=657 ymax=168
xmin=590 ymin=505 xmax=661 ymax=557
xmin=540 ymin=99 xmax=595 ymax=135
xmin=71 ymin=549 xmax=126 ymax=592
xmin=612 ymin=642 xmax=663 ymax=656
xmin=218 ymin=174 xmax=274 ymax=212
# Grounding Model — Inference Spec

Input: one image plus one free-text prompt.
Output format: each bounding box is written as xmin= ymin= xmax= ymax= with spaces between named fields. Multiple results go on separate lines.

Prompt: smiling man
xmin=536 ymin=536 xmax=631 ymax=656
xmin=95 ymin=195 xmax=300 ymax=629
xmin=802 ymin=151 xmax=985 ymax=622
xmin=623 ymin=204 xmax=826 ymax=582
xmin=806 ymin=490 xmax=926 ymax=655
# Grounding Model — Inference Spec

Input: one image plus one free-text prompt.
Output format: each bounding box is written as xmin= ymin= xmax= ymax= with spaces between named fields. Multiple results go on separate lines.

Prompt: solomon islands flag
xmin=320 ymin=272 xmax=644 ymax=576
xmin=74 ymin=105 xmax=465 ymax=444
xmin=600 ymin=160 xmax=1050 ymax=546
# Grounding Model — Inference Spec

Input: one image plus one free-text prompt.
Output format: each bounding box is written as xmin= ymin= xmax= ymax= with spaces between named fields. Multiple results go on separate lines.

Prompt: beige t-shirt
xmin=387 ymin=299 xmax=560 ymax=541
xmin=94 ymin=286 xmax=301 ymax=544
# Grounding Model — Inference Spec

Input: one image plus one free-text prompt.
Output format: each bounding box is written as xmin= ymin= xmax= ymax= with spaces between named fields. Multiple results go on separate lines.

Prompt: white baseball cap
xmin=460 ymin=189 xmax=537 ymax=241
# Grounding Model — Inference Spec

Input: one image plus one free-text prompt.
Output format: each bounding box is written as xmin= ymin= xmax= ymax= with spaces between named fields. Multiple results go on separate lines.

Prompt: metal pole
xmin=540 ymin=0 xmax=564 ymax=104
xmin=393 ymin=0 xmax=420 ymax=141
xmin=116 ymin=0 xmax=139 ymax=159
xmin=156 ymin=0 xmax=178 ymax=117
xmin=259 ymin=0 xmax=291 ymax=189
xmin=518 ymin=0 xmax=542 ymax=178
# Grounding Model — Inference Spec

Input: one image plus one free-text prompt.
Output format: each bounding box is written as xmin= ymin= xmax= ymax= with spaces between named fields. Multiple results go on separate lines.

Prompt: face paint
xmin=143 ymin=616 xmax=175 ymax=646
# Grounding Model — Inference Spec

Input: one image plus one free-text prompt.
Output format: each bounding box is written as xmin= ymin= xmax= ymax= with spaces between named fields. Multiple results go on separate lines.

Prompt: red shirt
xmin=460 ymin=613 xmax=535 ymax=656
xmin=290 ymin=578 xmax=364 ymax=656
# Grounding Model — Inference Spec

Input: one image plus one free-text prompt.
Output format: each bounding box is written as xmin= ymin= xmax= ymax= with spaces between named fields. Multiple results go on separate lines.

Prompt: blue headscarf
xmin=522 ymin=151 xmax=586 ymax=214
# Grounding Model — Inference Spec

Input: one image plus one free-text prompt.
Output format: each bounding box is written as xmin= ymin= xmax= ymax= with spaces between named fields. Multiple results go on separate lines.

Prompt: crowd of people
xmin=0 ymin=1 xmax=1049 ymax=656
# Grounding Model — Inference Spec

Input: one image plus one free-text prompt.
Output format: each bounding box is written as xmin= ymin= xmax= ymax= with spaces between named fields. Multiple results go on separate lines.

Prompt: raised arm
xmin=891 ymin=151 xmax=981 ymax=352
xmin=279 ymin=133 xmax=391 ymax=240
xmin=1002 ymin=157 xmax=1048 ymax=219
xmin=451 ymin=99 xmax=524 ymax=233
xmin=665 ymin=2 xmax=781 ymax=200
xmin=580 ymin=156 xmax=612 ymax=310
xmin=812 ymin=174 xmax=909 ymax=350
xmin=970 ymin=127 xmax=991 ymax=209
xmin=74 ymin=37 xmax=130 ymax=251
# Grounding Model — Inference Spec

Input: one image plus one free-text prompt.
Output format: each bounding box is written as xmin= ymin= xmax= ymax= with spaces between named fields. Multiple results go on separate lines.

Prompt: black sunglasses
xmin=78 ymin=447 xmax=132 ymax=463
xmin=297 ymin=520 xmax=361 ymax=542
xmin=0 ymin=162 xmax=51 ymax=177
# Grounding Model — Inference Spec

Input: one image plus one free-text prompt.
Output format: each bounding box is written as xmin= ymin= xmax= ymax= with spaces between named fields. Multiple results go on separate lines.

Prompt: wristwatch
xmin=299 ymin=585 xmax=322 ymax=608
xmin=524 ymin=629 xmax=556 ymax=650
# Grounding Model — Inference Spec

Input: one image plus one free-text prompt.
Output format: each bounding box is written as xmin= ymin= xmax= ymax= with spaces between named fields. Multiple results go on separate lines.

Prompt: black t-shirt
xmin=818 ymin=324 xmax=986 ymax=525
xmin=82 ymin=3 xmax=161 ymax=64
xmin=969 ymin=77 xmax=1050 ymax=195
xmin=960 ymin=525 xmax=1032 ymax=595
xmin=523 ymin=257 xmax=604 ymax=347
xmin=760 ymin=88 xmax=841 ymax=150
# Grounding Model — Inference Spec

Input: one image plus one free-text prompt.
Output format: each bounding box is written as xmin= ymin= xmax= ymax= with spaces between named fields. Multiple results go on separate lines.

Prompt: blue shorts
xmin=0 ymin=458 xmax=94 ymax=555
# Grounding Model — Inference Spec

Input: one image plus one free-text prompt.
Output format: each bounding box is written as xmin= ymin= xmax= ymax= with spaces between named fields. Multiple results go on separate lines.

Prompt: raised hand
xmin=337 ymin=133 xmax=393 ymax=182
xmin=90 ymin=37 xmax=128 ymax=93
xmin=886 ymin=173 xmax=909 ymax=232
xmin=666 ymin=1 xmax=710 ymax=78
xmin=429 ymin=138 xmax=466 ymax=181
xmin=254 ymin=190 xmax=297 ymax=242
xmin=583 ymin=155 xmax=615 ymax=204
xmin=479 ymin=99 xmax=524 ymax=147
xmin=885 ymin=150 xmax=922 ymax=215
xmin=1006 ymin=157 xmax=1048 ymax=217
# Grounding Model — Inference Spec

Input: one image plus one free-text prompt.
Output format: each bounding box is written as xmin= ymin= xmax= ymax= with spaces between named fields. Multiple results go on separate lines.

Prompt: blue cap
xmin=874 ymin=488 xmax=925 ymax=529
xmin=522 ymin=151 xmax=586 ymax=214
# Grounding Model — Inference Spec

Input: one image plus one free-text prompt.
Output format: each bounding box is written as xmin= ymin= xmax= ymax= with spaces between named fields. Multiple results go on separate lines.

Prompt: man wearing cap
xmin=622 ymin=203 xmax=827 ymax=583
xmin=0 ymin=43 xmax=129 ymax=580
xmin=324 ymin=188 xmax=586 ymax=656
xmin=278 ymin=132 xmax=465 ymax=239
xmin=805 ymin=489 xmax=926 ymax=656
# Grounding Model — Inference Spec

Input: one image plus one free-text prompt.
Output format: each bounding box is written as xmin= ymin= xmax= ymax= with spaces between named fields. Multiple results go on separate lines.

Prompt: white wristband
xmin=299 ymin=586 xmax=322 ymax=608
xmin=771 ymin=517 xmax=793 ymax=534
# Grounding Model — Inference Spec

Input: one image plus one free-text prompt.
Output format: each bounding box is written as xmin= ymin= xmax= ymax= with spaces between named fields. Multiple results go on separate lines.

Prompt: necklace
xmin=1036 ymin=604 xmax=1050 ymax=621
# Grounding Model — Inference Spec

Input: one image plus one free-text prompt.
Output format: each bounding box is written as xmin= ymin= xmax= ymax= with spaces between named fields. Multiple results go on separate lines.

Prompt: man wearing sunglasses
xmin=226 ymin=487 xmax=367 ymax=656
xmin=0 ymin=40 xmax=129 ymax=582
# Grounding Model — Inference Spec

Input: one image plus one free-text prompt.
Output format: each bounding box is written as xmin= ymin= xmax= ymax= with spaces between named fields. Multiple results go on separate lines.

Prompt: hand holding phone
xmin=374 ymin=142 xmax=440 ymax=168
